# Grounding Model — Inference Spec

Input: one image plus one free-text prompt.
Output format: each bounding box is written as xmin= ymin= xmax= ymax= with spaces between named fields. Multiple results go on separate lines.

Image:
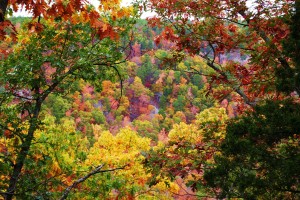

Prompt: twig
xmin=213 ymin=16 xmax=248 ymax=27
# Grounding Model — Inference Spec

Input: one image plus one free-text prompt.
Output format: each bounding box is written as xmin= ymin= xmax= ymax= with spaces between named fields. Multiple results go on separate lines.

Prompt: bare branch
xmin=60 ymin=164 xmax=104 ymax=200
xmin=208 ymin=42 xmax=217 ymax=64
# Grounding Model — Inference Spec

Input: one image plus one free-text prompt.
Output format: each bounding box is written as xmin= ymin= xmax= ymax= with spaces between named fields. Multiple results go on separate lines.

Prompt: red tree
xmin=146 ymin=0 xmax=295 ymax=109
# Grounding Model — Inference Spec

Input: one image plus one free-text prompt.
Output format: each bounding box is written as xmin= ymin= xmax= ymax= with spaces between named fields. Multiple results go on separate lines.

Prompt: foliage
xmin=205 ymin=100 xmax=300 ymax=199
xmin=84 ymin=126 xmax=179 ymax=199
xmin=26 ymin=115 xmax=90 ymax=199
xmin=280 ymin=1 xmax=300 ymax=94
xmin=144 ymin=0 xmax=300 ymax=198
xmin=45 ymin=94 xmax=72 ymax=122
xmin=146 ymin=0 xmax=294 ymax=108
xmin=145 ymin=107 xmax=228 ymax=196
xmin=0 ymin=0 xmax=137 ymax=199
xmin=137 ymin=54 xmax=160 ymax=86
xmin=1 ymin=0 xmax=300 ymax=199
xmin=83 ymin=127 xmax=151 ymax=199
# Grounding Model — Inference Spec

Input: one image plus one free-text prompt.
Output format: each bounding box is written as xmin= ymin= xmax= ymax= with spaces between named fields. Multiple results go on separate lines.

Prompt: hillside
xmin=1 ymin=1 xmax=299 ymax=199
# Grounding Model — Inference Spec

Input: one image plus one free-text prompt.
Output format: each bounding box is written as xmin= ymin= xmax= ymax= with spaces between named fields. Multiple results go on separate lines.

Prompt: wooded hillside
xmin=0 ymin=0 xmax=299 ymax=199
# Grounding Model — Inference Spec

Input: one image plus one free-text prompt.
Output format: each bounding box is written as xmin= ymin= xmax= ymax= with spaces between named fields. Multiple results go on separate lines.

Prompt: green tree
xmin=191 ymin=74 xmax=204 ymax=90
xmin=172 ymin=95 xmax=186 ymax=112
xmin=0 ymin=3 xmax=136 ymax=199
xmin=137 ymin=54 xmax=159 ymax=85
xmin=279 ymin=1 xmax=300 ymax=94
xmin=45 ymin=94 xmax=71 ymax=122
xmin=205 ymin=100 xmax=300 ymax=199
xmin=159 ymin=95 xmax=167 ymax=110
xmin=174 ymin=71 xmax=181 ymax=84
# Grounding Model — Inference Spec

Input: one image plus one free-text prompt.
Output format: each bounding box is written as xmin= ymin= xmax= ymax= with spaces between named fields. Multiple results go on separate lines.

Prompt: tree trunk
xmin=5 ymin=100 xmax=42 ymax=200
xmin=0 ymin=0 xmax=8 ymax=22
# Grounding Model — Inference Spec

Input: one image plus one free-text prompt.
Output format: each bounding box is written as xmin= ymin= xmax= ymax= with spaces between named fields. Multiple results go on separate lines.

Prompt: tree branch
xmin=40 ymin=65 xmax=79 ymax=101
xmin=238 ymin=10 xmax=291 ymax=70
xmin=59 ymin=164 xmax=104 ymax=200
xmin=205 ymin=61 xmax=255 ymax=107
xmin=0 ymin=0 xmax=8 ymax=22
xmin=60 ymin=164 xmax=125 ymax=200
xmin=92 ymin=63 xmax=124 ymax=110
xmin=213 ymin=16 xmax=248 ymax=27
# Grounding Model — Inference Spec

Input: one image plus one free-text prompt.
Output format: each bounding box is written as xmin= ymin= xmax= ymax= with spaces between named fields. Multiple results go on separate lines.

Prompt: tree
xmin=136 ymin=54 xmax=160 ymax=86
xmin=78 ymin=127 xmax=151 ymax=199
xmin=280 ymin=0 xmax=300 ymax=94
xmin=146 ymin=0 xmax=294 ymax=107
xmin=0 ymin=1 xmax=136 ymax=199
xmin=172 ymin=95 xmax=186 ymax=111
xmin=85 ymin=126 xmax=179 ymax=199
xmin=145 ymin=0 xmax=300 ymax=198
xmin=0 ymin=0 xmax=8 ymax=22
xmin=191 ymin=74 xmax=204 ymax=90
xmin=204 ymin=3 xmax=300 ymax=198
xmin=205 ymin=100 xmax=300 ymax=199
xmin=23 ymin=115 xmax=91 ymax=199
xmin=45 ymin=94 xmax=72 ymax=122
xmin=144 ymin=107 xmax=228 ymax=198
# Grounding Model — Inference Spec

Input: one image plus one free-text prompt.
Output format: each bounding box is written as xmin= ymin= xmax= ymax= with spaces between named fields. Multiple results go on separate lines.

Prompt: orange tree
xmin=144 ymin=0 xmax=295 ymax=106
xmin=0 ymin=0 xmax=136 ymax=199
xmin=143 ymin=0 xmax=300 ymax=198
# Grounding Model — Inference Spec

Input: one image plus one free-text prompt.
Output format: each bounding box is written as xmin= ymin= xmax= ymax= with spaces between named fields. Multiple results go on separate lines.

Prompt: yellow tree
xmin=84 ymin=126 xmax=179 ymax=199
xmin=145 ymin=106 xmax=228 ymax=197
xmin=28 ymin=115 xmax=90 ymax=199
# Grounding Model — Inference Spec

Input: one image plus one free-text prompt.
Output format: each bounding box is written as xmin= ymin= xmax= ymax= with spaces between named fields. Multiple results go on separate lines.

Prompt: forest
xmin=0 ymin=0 xmax=299 ymax=199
